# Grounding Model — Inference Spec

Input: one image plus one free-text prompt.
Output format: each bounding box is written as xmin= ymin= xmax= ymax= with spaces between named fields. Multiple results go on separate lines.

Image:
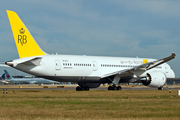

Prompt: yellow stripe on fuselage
xmin=6 ymin=10 xmax=46 ymax=58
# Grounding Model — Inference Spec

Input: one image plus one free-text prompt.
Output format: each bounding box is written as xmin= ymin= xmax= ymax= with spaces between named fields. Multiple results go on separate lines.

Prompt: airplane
xmin=2 ymin=70 xmax=59 ymax=84
xmin=0 ymin=74 xmax=9 ymax=84
xmin=4 ymin=10 xmax=175 ymax=91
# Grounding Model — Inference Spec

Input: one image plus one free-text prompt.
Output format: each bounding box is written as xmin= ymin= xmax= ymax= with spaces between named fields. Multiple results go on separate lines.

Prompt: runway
xmin=0 ymin=85 xmax=180 ymax=90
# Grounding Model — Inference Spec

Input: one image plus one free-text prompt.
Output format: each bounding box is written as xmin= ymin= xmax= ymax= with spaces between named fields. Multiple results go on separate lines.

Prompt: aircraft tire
xmin=116 ymin=86 xmax=121 ymax=90
xmin=158 ymin=87 xmax=163 ymax=90
xmin=108 ymin=86 xmax=122 ymax=91
xmin=108 ymin=86 xmax=113 ymax=90
xmin=117 ymin=86 xmax=122 ymax=90
xmin=113 ymin=86 xmax=117 ymax=90
xmin=76 ymin=86 xmax=82 ymax=91
xmin=84 ymin=86 xmax=89 ymax=91
xmin=76 ymin=86 xmax=90 ymax=91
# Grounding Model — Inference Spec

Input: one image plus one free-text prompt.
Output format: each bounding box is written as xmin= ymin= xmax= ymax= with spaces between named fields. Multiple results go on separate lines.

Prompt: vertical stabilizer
xmin=6 ymin=10 xmax=46 ymax=58
xmin=4 ymin=70 xmax=13 ymax=80
xmin=1 ymin=74 xmax=5 ymax=79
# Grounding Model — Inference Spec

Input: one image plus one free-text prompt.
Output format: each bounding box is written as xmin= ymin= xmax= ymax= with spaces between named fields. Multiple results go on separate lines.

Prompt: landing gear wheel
xmin=108 ymin=86 xmax=113 ymax=90
xmin=108 ymin=85 xmax=122 ymax=91
xmin=158 ymin=87 xmax=163 ymax=90
xmin=84 ymin=86 xmax=89 ymax=91
xmin=116 ymin=86 xmax=122 ymax=90
xmin=113 ymin=86 xmax=117 ymax=90
xmin=76 ymin=86 xmax=89 ymax=91
xmin=76 ymin=86 xmax=81 ymax=91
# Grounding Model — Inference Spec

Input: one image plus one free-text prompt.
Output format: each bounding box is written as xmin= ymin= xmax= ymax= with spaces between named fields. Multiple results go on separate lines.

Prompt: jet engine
xmin=141 ymin=71 xmax=167 ymax=87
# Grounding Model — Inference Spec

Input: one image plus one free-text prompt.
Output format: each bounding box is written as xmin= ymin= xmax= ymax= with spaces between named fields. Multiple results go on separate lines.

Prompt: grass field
xmin=0 ymin=88 xmax=180 ymax=120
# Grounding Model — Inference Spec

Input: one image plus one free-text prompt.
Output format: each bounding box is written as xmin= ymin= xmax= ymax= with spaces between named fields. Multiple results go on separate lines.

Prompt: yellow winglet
xmin=6 ymin=10 xmax=46 ymax=58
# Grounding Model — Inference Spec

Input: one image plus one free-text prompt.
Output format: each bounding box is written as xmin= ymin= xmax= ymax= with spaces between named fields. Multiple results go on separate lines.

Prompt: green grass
xmin=0 ymin=89 xmax=180 ymax=120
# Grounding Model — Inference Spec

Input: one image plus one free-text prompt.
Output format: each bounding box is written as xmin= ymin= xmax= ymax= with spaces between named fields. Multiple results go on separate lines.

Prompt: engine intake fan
xmin=141 ymin=73 xmax=152 ymax=86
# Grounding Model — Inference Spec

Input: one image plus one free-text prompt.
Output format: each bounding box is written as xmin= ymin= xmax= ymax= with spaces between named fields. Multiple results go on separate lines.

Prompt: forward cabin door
xmin=92 ymin=61 xmax=98 ymax=71
xmin=55 ymin=60 xmax=61 ymax=70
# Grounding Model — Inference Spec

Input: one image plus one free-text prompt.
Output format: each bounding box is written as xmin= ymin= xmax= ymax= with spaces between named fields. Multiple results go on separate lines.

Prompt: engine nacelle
xmin=141 ymin=71 xmax=167 ymax=87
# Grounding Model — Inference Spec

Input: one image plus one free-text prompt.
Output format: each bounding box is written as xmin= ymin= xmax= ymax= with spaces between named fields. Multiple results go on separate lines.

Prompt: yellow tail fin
xmin=6 ymin=10 xmax=46 ymax=58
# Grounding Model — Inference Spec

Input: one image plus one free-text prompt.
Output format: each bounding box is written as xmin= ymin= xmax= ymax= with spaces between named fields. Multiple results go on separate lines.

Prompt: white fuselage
xmin=11 ymin=55 xmax=175 ymax=83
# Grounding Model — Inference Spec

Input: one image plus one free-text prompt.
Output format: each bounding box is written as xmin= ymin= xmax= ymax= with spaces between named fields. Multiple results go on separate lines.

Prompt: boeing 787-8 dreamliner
xmin=4 ymin=10 xmax=175 ymax=91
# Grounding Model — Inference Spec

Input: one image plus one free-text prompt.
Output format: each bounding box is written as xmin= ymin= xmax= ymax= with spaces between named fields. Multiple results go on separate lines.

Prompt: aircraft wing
xmin=101 ymin=53 xmax=175 ymax=78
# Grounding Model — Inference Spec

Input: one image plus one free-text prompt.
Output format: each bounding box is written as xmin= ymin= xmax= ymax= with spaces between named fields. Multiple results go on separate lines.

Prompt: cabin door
xmin=92 ymin=61 xmax=98 ymax=71
xmin=55 ymin=60 xmax=61 ymax=70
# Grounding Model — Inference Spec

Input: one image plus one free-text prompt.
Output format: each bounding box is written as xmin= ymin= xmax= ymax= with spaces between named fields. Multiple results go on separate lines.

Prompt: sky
xmin=0 ymin=0 xmax=180 ymax=77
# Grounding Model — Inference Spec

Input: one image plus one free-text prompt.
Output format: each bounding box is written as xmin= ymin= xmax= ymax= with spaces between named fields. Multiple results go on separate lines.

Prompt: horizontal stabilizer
xmin=21 ymin=57 xmax=42 ymax=66
xmin=5 ymin=57 xmax=42 ymax=67
xmin=0 ymin=62 xmax=10 ymax=67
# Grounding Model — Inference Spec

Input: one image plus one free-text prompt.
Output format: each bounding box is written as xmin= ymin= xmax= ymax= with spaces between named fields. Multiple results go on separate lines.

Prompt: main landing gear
xmin=76 ymin=86 xmax=89 ymax=91
xmin=108 ymin=85 xmax=122 ymax=90
xmin=158 ymin=87 xmax=163 ymax=90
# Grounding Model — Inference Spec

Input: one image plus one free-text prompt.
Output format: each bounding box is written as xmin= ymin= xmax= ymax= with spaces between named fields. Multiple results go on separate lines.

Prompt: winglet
xmin=146 ymin=52 xmax=176 ymax=70
xmin=6 ymin=10 xmax=46 ymax=58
